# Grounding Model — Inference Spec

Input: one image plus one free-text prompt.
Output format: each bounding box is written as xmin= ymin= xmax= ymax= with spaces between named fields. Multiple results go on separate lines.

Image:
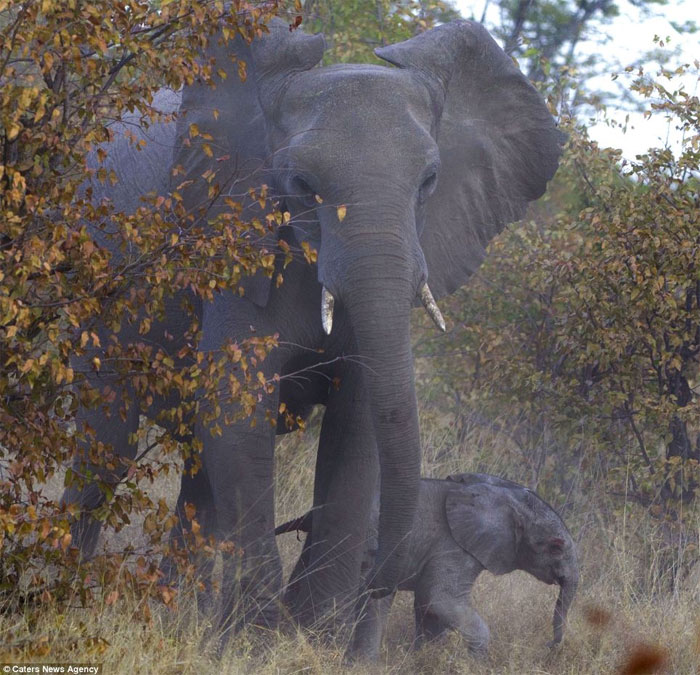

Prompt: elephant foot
xmin=158 ymin=544 xmax=218 ymax=613
xmin=66 ymin=512 xmax=102 ymax=560
xmin=343 ymin=640 xmax=381 ymax=667
xmin=284 ymin=575 xmax=358 ymax=636
xmin=157 ymin=552 xmax=179 ymax=588
xmin=212 ymin=559 xmax=283 ymax=656
xmin=211 ymin=609 xmax=282 ymax=661
xmin=285 ymin=600 xmax=355 ymax=640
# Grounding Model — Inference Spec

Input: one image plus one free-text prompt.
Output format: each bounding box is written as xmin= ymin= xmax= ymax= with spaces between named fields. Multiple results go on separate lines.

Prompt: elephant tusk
xmin=419 ymin=283 xmax=446 ymax=332
xmin=321 ymin=286 xmax=334 ymax=335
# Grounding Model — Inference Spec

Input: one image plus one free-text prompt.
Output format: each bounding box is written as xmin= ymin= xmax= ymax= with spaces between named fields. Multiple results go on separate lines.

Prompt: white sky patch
xmin=452 ymin=0 xmax=699 ymax=159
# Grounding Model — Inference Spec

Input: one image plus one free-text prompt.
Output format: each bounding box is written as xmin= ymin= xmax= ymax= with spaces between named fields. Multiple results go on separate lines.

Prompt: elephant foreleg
xmin=62 ymin=381 xmax=140 ymax=558
xmin=201 ymin=381 xmax=282 ymax=639
xmin=346 ymin=591 xmax=395 ymax=662
xmin=159 ymin=454 xmax=218 ymax=613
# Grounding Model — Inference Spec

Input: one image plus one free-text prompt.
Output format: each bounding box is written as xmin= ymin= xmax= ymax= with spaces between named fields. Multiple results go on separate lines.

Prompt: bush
xmin=416 ymin=61 xmax=700 ymax=571
xmin=0 ymin=0 xmax=279 ymax=617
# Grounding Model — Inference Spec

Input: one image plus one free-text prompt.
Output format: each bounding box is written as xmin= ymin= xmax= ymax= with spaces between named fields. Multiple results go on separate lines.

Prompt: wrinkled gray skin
xmin=62 ymin=18 xmax=564 ymax=640
xmin=278 ymin=473 xmax=579 ymax=659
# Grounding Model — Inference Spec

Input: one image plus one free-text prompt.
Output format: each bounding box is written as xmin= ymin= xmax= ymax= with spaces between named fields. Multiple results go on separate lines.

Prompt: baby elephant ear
xmin=445 ymin=483 xmax=523 ymax=575
xmin=376 ymin=21 xmax=566 ymax=299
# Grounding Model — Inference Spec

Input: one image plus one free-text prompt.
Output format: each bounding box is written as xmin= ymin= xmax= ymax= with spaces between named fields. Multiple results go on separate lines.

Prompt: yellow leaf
xmin=301 ymin=241 xmax=317 ymax=264
xmin=7 ymin=123 xmax=21 ymax=141
xmin=337 ymin=205 xmax=347 ymax=222
xmin=184 ymin=502 xmax=196 ymax=521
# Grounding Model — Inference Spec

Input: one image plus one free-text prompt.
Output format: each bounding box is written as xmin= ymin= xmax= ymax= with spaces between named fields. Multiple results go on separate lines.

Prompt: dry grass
xmin=1 ymin=401 xmax=699 ymax=674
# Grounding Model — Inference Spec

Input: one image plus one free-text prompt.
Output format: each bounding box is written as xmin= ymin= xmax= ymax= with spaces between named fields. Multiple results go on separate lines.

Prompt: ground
xmin=1 ymin=395 xmax=698 ymax=674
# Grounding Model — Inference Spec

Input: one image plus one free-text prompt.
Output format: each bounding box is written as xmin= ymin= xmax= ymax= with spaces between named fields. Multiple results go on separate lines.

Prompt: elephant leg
xmin=283 ymin=527 xmax=314 ymax=619
xmin=201 ymin=383 xmax=282 ymax=639
xmin=159 ymin=454 xmax=218 ymax=605
xmin=62 ymin=382 xmax=140 ymax=558
xmin=281 ymin=443 xmax=332 ymax=618
xmin=64 ymin=295 xmax=201 ymax=559
xmin=286 ymin=368 xmax=379 ymax=631
xmin=346 ymin=591 xmax=395 ymax=662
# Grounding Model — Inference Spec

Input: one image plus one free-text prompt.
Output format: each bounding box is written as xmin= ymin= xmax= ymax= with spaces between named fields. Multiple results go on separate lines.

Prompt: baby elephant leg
xmin=414 ymin=586 xmax=489 ymax=655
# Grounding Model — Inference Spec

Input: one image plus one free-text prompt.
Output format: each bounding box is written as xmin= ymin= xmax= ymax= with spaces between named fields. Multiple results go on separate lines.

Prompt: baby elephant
xmin=276 ymin=473 xmax=579 ymax=660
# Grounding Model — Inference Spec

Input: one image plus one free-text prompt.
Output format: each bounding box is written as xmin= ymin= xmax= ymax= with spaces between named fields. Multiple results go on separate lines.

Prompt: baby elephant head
xmin=445 ymin=473 xmax=579 ymax=646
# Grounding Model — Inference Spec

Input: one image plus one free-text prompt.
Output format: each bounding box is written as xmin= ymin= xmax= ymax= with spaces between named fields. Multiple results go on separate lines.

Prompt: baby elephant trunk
xmin=551 ymin=570 xmax=579 ymax=645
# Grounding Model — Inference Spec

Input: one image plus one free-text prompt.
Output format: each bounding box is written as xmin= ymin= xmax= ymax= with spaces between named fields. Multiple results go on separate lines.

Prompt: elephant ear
xmin=172 ymin=29 xmax=285 ymax=307
xmin=445 ymin=483 xmax=524 ymax=575
xmin=376 ymin=20 xmax=566 ymax=299
xmin=249 ymin=19 xmax=326 ymax=254
xmin=251 ymin=18 xmax=326 ymax=111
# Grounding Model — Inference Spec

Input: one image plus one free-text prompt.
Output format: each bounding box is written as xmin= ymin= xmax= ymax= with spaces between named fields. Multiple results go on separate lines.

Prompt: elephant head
xmin=445 ymin=473 xmax=579 ymax=645
xmin=176 ymin=19 xmax=564 ymax=597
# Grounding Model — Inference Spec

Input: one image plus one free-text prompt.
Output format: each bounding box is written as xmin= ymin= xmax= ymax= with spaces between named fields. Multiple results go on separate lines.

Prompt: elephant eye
xmin=418 ymin=171 xmax=438 ymax=204
xmin=292 ymin=176 xmax=319 ymax=208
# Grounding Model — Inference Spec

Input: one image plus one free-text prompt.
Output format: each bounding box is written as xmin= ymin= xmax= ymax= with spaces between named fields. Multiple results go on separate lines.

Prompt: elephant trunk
xmin=552 ymin=569 xmax=579 ymax=645
xmin=337 ymin=242 xmax=422 ymax=596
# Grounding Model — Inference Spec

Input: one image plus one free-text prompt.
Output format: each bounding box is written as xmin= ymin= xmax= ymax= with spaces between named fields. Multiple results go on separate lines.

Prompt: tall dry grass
xmin=1 ymin=396 xmax=698 ymax=673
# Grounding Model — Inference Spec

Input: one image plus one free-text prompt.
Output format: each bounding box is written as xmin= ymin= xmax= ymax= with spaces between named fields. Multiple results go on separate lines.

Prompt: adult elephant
xmin=63 ymin=18 xmax=565 ymax=638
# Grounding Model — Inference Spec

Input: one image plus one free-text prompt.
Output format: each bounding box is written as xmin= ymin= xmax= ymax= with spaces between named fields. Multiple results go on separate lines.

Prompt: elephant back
xmin=84 ymin=88 xmax=180 ymax=252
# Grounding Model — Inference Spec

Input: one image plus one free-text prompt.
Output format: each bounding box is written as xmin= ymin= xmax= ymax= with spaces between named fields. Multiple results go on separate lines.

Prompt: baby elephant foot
xmin=468 ymin=642 xmax=489 ymax=659
xmin=415 ymin=606 xmax=490 ymax=657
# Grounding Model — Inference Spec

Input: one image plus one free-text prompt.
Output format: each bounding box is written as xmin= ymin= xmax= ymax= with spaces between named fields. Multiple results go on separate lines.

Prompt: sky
xmin=452 ymin=0 xmax=698 ymax=159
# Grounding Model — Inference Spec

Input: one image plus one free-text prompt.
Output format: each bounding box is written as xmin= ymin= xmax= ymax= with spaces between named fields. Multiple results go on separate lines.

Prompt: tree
xmin=0 ymin=0 xmax=278 ymax=613
xmin=301 ymin=0 xmax=460 ymax=63
xmin=462 ymin=0 xmax=670 ymax=76
xmin=417 ymin=59 xmax=700 ymax=520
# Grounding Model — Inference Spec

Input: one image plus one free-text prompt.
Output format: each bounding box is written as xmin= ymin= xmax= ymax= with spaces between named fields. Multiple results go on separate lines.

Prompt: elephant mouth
xmin=320 ymin=282 xmax=445 ymax=335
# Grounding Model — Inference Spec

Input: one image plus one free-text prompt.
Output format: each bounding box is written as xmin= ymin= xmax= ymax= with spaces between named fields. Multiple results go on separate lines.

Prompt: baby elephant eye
xmin=418 ymin=171 xmax=438 ymax=204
